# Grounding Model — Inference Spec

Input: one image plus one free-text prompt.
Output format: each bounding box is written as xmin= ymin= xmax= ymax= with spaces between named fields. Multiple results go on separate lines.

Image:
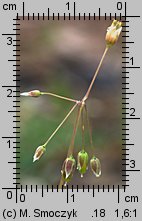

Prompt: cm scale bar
xmin=1 ymin=1 xmax=141 ymax=20
xmin=2 ymin=184 xmax=123 ymax=204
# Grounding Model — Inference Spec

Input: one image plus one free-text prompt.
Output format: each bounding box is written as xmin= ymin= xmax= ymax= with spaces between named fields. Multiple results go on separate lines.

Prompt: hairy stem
xmin=41 ymin=92 xmax=78 ymax=103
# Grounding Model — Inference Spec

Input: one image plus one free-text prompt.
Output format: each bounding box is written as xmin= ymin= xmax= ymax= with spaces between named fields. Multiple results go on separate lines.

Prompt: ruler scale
xmin=0 ymin=0 xmax=141 ymax=220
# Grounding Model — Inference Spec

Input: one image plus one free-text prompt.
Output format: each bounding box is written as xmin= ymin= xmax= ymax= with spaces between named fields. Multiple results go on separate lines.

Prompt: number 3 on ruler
xmin=7 ymin=37 xmax=13 ymax=45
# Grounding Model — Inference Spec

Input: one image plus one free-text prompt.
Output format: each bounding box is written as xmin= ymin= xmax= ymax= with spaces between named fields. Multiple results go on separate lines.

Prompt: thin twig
xmin=43 ymin=103 xmax=78 ymax=147
xmin=58 ymin=176 xmax=64 ymax=189
xmin=41 ymin=92 xmax=78 ymax=103
xmin=81 ymin=106 xmax=85 ymax=150
xmin=83 ymin=47 xmax=108 ymax=102
xmin=84 ymin=105 xmax=93 ymax=148
xmin=59 ymin=47 xmax=109 ymax=187
xmin=67 ymin=104 xmax=84 ymax=157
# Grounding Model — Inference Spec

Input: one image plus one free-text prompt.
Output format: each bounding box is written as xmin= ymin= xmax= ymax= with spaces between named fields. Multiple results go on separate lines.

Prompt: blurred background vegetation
xmin=20 ymin=18 xmax=122 ymax=187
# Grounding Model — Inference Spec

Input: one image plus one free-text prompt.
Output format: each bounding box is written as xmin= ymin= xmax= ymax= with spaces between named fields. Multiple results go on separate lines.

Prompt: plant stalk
xmin=84 ymin=105 xmax=93 ymax=148
xmin=41 ymin=92 xmax=78 ymax=103
xmin=43 ymin=103 xmax=78 ymax=148
xmin=81 ymin=106 xmax=85 ymax=150
xmin=58 ymin=103 xmax=84 ymax=189
xmin=83 ymin=47 xmax=108 ymax=102
xmin=59 ymin=46 xmax=109 ymax=188
xmin=67 ymin=103 xmax=84 ymax=157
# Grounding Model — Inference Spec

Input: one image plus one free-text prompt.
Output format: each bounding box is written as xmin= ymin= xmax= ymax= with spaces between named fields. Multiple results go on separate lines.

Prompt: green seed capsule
xmin=77 ymin=150 xmax=89 ymax=177
xmin=61 ymin=156 xmax=76 ymax=183
xmin=33 ymin=145 xmax=46 ymax=162
xmin=105 ymin=20 xmax=122 ymax=48
xmin=90 ymin=156 xmax=101 ymax=177
xmin=20 ymin=90 xmax=41 ymax=97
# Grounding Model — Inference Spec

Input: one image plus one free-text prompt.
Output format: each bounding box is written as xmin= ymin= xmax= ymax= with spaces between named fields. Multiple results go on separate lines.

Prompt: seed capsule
xmin=20 ymin=90 xmax=41 ymax=97
xmin=105 ymin=20 xmax=122 ymax=47
xmin=33 ymin=145 xmax=46 ymax=162
xmin=90 ymin=156 xmax=101 ymax=177
xmin=61 ymin=156 xmax=76 ymax=183
xmin=77 ymin=150 xmax=88 ymax=177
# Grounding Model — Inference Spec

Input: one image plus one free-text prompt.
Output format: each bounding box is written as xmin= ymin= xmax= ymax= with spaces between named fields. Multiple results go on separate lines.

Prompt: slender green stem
xmin=41 ymin=92 xmax=78 ymax=103
xmin=59 ymin=47 xmax=109 ymax=188
xmin=58 ymin=177 xmax=64 ymax=189
xmin=83 ymin=47 xmax=108 ymax=102
xmin=43 ymin=103 xmax=78 ymax=148
xmin=84 ymin=105 xmax=93 ymax=148
xmin=81 ymin=106 xmax=85 ymax=150
xmin=59 ymin=104 xmax=84 ymax=189
xmin=67 ymin=103 xmax=84 ymax=157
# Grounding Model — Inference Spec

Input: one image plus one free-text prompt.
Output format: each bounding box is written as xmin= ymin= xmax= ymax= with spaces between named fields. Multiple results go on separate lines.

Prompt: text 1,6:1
xmin=115 ymin=209 xmax=137 ymax=219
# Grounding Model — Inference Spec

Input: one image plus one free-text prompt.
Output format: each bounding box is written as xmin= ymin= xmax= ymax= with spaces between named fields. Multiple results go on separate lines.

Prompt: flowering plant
xmin=21 ymin=20 xmax=122 ymax=187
